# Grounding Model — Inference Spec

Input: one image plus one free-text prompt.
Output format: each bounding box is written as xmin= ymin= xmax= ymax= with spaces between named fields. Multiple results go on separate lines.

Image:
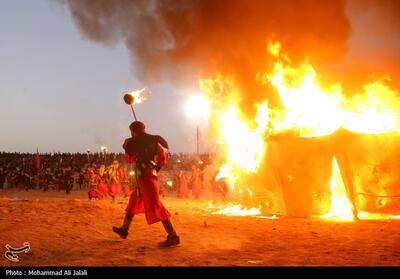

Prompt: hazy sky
xmin=0 ymin=0 xmax=203 ymax=153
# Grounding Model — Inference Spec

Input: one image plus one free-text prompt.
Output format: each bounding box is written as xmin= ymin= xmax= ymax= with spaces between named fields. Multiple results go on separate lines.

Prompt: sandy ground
xmin=0 ymin=189 xmax=400 ymax=266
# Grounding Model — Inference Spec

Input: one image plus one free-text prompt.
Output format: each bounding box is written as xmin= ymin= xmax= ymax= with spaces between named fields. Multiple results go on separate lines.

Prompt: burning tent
xmin=260 ymin=129 xmax=400 ymax=219
xmin=263 ymin=132 xmax=334 ymax=217
xmin=335 ymin=130 xmax=400 ymax=216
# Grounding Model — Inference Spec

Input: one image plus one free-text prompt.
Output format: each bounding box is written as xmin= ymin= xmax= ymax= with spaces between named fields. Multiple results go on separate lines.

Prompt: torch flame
xmin=127 ymin=86 xmax=147 ymax=104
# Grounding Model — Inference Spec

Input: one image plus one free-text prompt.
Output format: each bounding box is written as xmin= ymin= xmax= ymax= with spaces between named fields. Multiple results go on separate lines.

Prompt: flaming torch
xmin=123 ymin=87 xmax=147 ymax=121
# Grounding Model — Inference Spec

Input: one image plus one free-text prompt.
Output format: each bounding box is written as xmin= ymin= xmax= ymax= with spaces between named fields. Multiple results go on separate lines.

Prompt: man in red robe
xmin=107 ymin=160 xmax=121 ymax=202
xmin=190 ymin=165 xmax=202 ymax=199
xmin=121 ymin=167 xmax=132 ymax=198
xmin=112 ymin=121 xmax=180 ymax=248
xmin=177 ymin=170 xmax=189 ymax=199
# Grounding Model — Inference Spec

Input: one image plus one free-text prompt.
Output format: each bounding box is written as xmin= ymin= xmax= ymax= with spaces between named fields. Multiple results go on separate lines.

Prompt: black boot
xmin=158 ymin=220 xmax=180 ymax=248
xmin=112 ymin=213 xmax=133 ymax=239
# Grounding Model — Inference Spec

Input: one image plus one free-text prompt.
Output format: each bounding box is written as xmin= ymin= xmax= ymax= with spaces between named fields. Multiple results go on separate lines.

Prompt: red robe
xmin=98 ymin=181 xmax=108 ymax=198
xmin=191 ymin=169 xmax=202 ymax=199
xmin=87 ymin=175 xmax=103 ymax=200
xmin=125 ymin=142 xmax=171 ymax=225
xmin=177 ymin=172 xmax=189 ymax=199
xmin=121 ymin=168 xmax=132 ymax=197
xmin=108 ymin=168 xmax=121 ymax=198
xmin=108 ymin=182 xmax=120 ymax=198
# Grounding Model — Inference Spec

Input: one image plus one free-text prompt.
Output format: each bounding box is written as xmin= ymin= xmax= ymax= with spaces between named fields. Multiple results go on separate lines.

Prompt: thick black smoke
xmin=64 ymin=0 xmax=351 ymax=87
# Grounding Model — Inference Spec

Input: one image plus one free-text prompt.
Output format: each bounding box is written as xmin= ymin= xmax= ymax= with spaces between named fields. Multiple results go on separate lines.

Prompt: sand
xmin=1 ymin=190 xmax=399 ymax=266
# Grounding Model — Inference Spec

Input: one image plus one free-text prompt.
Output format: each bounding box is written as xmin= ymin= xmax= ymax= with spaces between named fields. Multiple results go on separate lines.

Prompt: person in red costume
xmin=97 ymin=165 xmax=108 ymax=198
xmin=177 ymin=170 xmax=189 ymax=199
xmin=97 ymin=177 xmax=108 ymax=199
xmin=121 ymin=167 xmax=132 ymax=198
xmin=107 ymin=160 xmax=121 ymax=202
xmin=190 ymin=165 xmax=202 ymax=199
xmin=112 ymin=121 xmax=180 ymax=248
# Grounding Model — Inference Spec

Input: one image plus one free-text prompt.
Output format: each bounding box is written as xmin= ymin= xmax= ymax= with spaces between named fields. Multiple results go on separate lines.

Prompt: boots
xmin=112 ymin=213 xmax=133 ymax=239
xmin=158 ymin=220 xmax=180 ymax=248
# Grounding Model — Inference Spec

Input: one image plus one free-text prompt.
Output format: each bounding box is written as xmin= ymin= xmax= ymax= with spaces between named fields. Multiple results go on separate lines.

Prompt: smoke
xmin=63 ymin=0 xmax=350 ymax=84
xmin=340 ymin=0 xmax=400 ymax=89
xmin=63 ymin=0 xmax=400 ymax=116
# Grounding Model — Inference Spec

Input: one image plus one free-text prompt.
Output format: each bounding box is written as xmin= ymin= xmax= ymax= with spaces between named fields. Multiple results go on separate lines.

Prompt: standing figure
xmin=158 ymin=172 xmax=168 ymax=199
xmin=97 ymin=177 xmax=108 ymax=199
xmin=107 ymin=160 xmax=121 ymax=202
xmin=202 ymin=164 xmax=214 ymax=199
xmin=97 ymin=165 xmax=108 ymax=198
xmin=177 ymin=170 xmax=189 ymax=199
xmin=64 ymin=169 xmax=73 ymax=194
xmin=0 ymin=168 xmax=6 ymax=192
xmin=213 ymin=177 xmax=229 ymax=199
xmin=78 ymin=172 xmax=85 ymax=190
xmin=86 ymin=167 xmax=96 ymax=189
xmin=190 ymin=165 xmax=202 ymax=199
xmin=99 ymin=164 xmax=106 ymax=179
xmin=112 ymin=121 xmax=180 ymax=248
xmin=121 ymin=167 xmax=132 ymax=198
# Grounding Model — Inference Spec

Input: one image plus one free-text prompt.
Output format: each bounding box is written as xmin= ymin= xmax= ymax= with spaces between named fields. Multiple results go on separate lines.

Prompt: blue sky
xmin=0 ymin=0 xmax=201 ymax=153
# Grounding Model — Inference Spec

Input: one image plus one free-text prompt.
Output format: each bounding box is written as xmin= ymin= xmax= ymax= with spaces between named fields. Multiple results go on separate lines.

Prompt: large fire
xmin=259 ymin=41 xmax=400 ymax=137
xmin=200 ymin=41 xmax=400 ymax=220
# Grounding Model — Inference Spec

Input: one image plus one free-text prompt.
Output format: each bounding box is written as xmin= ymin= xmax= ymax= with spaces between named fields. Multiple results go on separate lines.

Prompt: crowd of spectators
xmin=0 ymin=152 xmax=225 ymax=199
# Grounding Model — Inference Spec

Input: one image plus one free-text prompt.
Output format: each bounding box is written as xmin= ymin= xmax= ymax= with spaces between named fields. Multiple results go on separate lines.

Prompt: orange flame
xmin=201 ymin=40 xmax=400 ymax=219
xmin=258 ymin=40 xmax=400 ymax=136
xmin=321 ymin=157 xmax=354 ymax=221
xmin=127 ymin=86 xmax=147 ymax=104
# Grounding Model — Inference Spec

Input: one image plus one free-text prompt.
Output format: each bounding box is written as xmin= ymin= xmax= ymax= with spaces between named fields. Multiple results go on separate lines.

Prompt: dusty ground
xmin=1 ymin=190 xmax=399 ymax=266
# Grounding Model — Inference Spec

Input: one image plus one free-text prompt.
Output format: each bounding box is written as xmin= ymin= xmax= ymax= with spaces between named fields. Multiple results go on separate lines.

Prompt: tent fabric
xmin=259 ymin=129 xmax=400 ymax=216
